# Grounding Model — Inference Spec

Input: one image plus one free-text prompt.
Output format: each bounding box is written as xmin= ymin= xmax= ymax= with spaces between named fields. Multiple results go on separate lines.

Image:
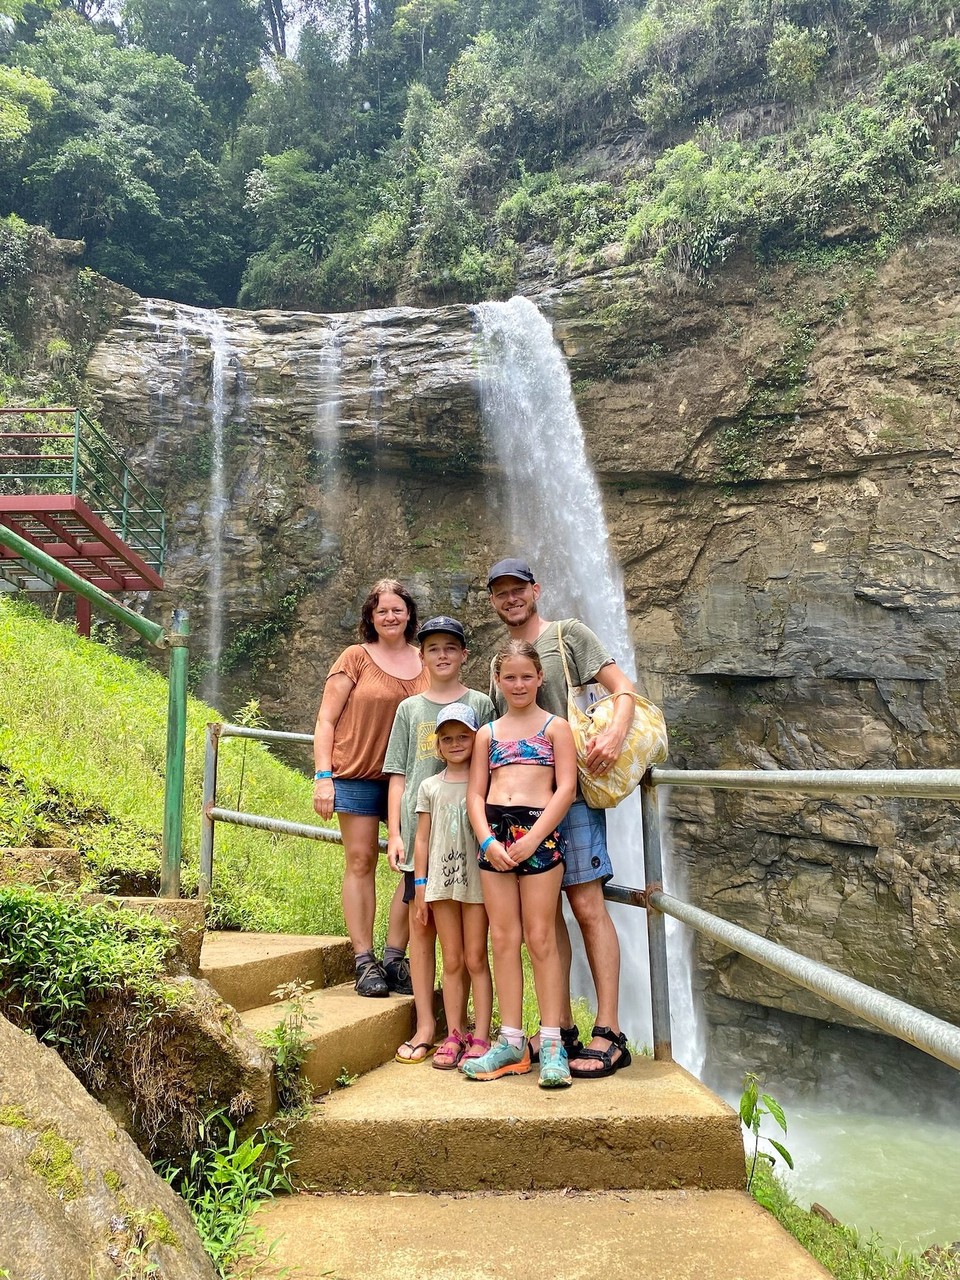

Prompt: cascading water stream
xmin=151 ymin=303 xmax=242 ymax=710
xmin=475 ymin=295 xmax=702 ymax=1068
xmin=315 ymin=330 xmax=342 ymax=553
xmin=198 ymin=311 xmax=231 ymax=709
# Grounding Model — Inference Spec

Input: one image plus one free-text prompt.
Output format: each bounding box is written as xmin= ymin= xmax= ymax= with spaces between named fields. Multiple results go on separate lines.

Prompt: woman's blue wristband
xmin=479 ymin=835 xmax=496 ymax=855
xmin=315 ymin=770 xmax=333 ymax=780
xmin=414 ymin=877 xmax=427 ymax=886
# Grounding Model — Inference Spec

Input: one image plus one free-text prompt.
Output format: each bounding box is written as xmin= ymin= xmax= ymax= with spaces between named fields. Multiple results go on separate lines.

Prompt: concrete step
xmin=252 ymin=1189 xmax=830 ymax=1280
xmin=239 ymin=983 xmax=415 ymax=1095
xmin=287 ymin=1055 xmax=746 ymax=1192
xmin=199 ymin=931 xmax=354 ymax=1011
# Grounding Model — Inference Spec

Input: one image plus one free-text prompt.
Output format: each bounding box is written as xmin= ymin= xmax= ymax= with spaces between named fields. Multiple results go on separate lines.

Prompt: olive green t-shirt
xmin=383 ymin=688 xmax=496 ymax=871
xmin=490 ymin=619 xmax=612 ymax=718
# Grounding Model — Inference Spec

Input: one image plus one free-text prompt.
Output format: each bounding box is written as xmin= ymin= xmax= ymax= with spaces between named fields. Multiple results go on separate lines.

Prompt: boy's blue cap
xmin=418 ymin=615 xmax=466 ymax=643
xmin=487 ymin=558 xmax=536 ymax=588
xmin=436 ymin=702 xmax=479 ymax=732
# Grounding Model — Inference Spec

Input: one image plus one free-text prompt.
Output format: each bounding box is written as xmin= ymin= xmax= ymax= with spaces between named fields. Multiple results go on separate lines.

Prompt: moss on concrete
xmin=0 ymin=1104 xmax=30 ymax=1128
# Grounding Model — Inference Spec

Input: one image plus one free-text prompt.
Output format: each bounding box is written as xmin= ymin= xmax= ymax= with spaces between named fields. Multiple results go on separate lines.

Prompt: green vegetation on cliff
xmin=0 ymin=596 xmax=397 ymax=937
xmin=1 ymin=1 xmax=959 ymax=308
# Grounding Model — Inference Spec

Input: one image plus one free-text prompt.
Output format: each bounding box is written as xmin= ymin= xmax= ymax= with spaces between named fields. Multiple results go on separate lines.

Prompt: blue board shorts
xmin=559 ymin=800 xmax=613 ymax=888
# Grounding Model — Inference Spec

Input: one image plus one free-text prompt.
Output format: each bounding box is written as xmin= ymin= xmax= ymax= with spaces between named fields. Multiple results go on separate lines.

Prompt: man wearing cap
xmin=486 ymin=558 xmax=634 ymax=1077
xmin=383 ymin=616 xmax=495 ymax=1061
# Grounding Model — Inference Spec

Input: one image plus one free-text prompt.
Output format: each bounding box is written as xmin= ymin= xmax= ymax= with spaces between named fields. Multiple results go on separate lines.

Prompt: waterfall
xmin=475 ymin=295 xmax=701 ymax=1067
xmin=142 ymin=303 xmax=244 ymax=710
xmin=315 ymin=330 xmax=342 ymax=553
xmin=198 ymin=311 xmax=232 ymax=708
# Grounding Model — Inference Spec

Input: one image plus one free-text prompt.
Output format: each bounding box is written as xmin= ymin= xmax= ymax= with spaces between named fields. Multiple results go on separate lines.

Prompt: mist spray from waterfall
xmin=475 ymin=295 xmax=701 ymax=1068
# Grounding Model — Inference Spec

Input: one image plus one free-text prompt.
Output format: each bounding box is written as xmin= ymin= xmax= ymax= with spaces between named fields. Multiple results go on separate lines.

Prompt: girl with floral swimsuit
xmin=464 ymin=640 xmax=577 ymax=1089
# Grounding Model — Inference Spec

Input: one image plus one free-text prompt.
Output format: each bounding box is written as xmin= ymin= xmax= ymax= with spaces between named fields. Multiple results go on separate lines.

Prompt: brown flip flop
xmin=394 ymin=1040 xmax=437 ymax=1064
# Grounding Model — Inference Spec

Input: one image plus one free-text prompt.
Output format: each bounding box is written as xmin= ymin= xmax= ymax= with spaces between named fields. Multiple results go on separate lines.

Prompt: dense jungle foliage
xmin=0 ymin=0 xmax=958 ymax=310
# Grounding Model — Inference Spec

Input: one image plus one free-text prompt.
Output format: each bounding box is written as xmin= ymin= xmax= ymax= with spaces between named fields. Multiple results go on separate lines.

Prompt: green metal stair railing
xmin=0 ymin=407 xmax=166 ymax=574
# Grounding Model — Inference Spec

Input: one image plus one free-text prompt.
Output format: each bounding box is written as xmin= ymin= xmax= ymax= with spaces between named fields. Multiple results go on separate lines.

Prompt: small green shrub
xmin=160 ymin=1110 xmax=293 ymax=1277
xmin=768 ymin=23 xmax=829 ymax=101
xmin=740 ymin=1072 xmax=793 ymax=1195
xmin=257 ymin=979 xmax=314 ymax=1114
xmin=0 ymin=884 xmax=179 ymax=1056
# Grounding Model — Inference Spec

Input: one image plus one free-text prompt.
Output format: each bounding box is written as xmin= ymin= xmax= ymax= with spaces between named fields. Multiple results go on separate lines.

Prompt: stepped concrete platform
xmin=252 ymin=1189 xmax=830 ymax=1280
xmin=240 ymin=983 xmax=416 ymax=1095
xmin=199 ymin=931 xmax=354 ymax=1011
xmin=288 ymin=1056 xmax=745 ymax=1191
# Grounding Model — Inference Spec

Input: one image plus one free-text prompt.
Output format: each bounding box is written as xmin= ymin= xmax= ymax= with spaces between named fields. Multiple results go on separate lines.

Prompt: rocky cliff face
xmin=82 ymin=234 xmax=960 ymax=1093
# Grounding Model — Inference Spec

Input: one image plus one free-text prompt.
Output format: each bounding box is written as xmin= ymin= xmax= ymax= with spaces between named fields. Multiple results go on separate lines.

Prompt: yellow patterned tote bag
xmin=557 ymin=623 xmax=669 ymax=809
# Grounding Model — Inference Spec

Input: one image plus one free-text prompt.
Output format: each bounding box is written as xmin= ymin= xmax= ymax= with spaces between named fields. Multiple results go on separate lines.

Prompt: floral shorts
xmin=480 ymin=803 xmax=566 ymax=876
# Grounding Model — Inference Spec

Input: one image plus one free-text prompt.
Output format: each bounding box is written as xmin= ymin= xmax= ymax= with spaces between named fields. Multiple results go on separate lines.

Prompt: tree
xmin=12 ymin=11 xmax=244 ymax=302
xmin=0 ymin=64 xmax=53 ymax=149
xmin=121 ymin=0 xmax=265 ymax=135
xmin=393 ymin=0 xmax=457 ymax=70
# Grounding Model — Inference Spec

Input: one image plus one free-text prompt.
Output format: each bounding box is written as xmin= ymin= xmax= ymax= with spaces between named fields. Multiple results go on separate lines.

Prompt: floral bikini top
xmin=488 ymin=717 xmax=556 ymax=769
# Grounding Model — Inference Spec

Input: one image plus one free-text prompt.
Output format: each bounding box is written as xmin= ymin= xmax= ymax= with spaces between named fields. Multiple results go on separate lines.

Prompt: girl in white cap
xmin=413 ymin=702 xmax=493 ymax=1070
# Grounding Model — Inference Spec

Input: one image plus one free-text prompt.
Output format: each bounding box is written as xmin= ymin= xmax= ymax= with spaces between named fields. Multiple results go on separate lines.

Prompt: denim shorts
xmin=333 ymin=776 xmax=389 ymax=821
xmin=559 ymin=800 xmax=613 ymax=888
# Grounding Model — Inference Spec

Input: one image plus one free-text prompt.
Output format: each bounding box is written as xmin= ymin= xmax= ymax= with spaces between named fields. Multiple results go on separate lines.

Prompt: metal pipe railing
xmin=198 ymin=727 xmax=960 ymax=1075
xmin=640 ymin=776 xmax=672 ymax=1061
xmin=160 ymin=609 xmax=190 ymax=898
xmin=651 ymin=766 xmax=960 ymax=800
xmin=198 ymin=721 xmax=381 ymax=898
xmin=0 ymin=522 xmax=166 ymax=645
xmin=649 ymin=889 xmax=960 ymax=1072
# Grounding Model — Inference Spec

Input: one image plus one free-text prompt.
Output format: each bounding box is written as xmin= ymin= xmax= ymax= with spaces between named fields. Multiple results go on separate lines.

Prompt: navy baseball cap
xmin=436 ymin=702 xmax=479 ymax=732
xmin=486 ymin=558 xmax=536 ymax=589
xmin=418 ymin=615 xmax=466 ymax=644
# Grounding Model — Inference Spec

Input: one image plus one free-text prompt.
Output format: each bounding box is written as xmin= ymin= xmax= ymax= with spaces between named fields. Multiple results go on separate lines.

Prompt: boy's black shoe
xmin=383 ymin=955 xmax=413 ymax=995
xmin=355 ymin=957 xmax=389 ymax=997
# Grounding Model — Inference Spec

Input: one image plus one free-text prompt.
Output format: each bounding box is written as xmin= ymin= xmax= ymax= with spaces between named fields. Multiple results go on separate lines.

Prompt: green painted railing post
xmin=71 ymin=410 xmax=80 ymax=495
xmin=161 ymin=608 xmax=190 ymax=898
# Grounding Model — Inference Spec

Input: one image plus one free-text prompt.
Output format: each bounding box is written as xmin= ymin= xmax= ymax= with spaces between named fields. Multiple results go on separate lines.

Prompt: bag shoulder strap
xmin=555 ymin=620 xmax=577 ymax=693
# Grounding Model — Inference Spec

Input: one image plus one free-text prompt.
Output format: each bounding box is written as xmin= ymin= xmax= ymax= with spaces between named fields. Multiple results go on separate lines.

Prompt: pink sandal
xmin=432 ymin=1031 xmax=466 ymax=1070
xmin=459 ymin=1034 xmax=491 ymax=1067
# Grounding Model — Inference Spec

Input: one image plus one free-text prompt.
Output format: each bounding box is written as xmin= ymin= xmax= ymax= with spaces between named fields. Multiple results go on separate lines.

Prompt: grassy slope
xmin=753 ymin=1165 xmax=959 ymax=1280
xmin=0 ymin=596 xmax=397 ymax=938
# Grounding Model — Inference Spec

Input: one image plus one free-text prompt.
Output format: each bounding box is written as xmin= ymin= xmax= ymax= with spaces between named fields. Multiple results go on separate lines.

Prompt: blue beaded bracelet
xmin=414 ymin=877 xmax=427 ymax=886
xmin=479 ymin=834 xmax=496 ymax=855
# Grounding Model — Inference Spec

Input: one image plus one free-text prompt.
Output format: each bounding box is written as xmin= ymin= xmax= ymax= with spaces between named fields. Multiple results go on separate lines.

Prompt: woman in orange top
xmin=313 ymin=579 xmax=429 ymax=997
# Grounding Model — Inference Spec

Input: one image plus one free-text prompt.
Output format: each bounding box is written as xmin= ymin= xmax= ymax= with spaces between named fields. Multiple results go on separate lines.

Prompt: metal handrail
xmin=0 ymin=408 xmax=166 ymax=573
xmin=198 ymin=723 xmax=960 ymax=1074
xmin=650 ymin=765 xmax=960 ymax=799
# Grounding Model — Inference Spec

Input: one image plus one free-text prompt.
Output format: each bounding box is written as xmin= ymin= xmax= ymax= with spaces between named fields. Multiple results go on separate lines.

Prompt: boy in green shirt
xmin=384 ymin=616 xmax=494 ymax=1062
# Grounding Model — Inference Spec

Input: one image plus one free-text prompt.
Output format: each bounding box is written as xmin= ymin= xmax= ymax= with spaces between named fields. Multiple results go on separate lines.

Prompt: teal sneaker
xmin=538 ymin=1036 xmax=572 ymax=1089
xmin=461 ymin=1034 xmax=531 ymax=1081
